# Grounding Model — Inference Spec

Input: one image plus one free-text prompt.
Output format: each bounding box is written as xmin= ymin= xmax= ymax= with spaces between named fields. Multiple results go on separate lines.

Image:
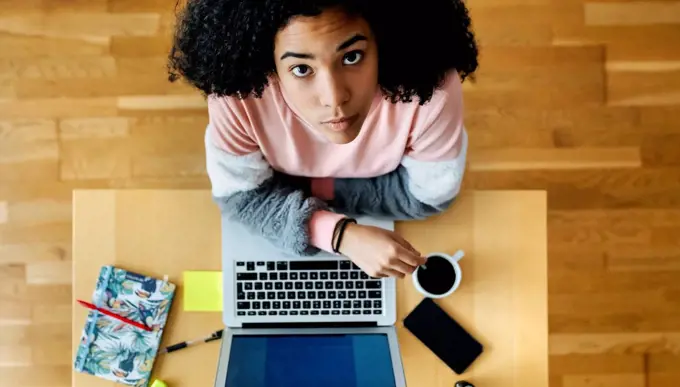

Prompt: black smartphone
xmin=403 ymin=298 xmax=483 ymax=374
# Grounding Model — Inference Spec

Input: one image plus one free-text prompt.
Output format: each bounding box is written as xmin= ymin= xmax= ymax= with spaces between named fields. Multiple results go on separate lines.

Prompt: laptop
xmin=215 ymin=215 xmax=407 ymax=387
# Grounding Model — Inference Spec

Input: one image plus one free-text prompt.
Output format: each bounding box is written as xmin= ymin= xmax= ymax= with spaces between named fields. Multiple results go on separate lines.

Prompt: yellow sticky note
xmin=151 ymin=380 xmax=168 ymax=387
xmin=183 ymin=271 xmax=223 ymax=311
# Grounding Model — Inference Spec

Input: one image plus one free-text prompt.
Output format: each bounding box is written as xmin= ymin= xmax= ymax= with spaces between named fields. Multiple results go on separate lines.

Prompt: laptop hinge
xmin=242 ymin=321 xmax=377 ymax=329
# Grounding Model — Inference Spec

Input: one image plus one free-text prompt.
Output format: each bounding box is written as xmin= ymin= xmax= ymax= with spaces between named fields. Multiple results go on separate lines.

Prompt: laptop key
xmin=315 ymin=282 xmax=323 ymax=290
xmin=293 ymin=301 xmax=301 ymax=309
xmin=252 ymin=302 xmax=260 ymax=309
xmin=247 ymin=262 xmax=255 ymax=271
xmin=273 ymin=301 xmax=281 ymax=309
xmin=369 ymin=291 xmax=381 ymax=299
xmin=360 ymin=272 xmax=369 ymax=280
xmin=348 ymin=291 xmax=356 ymax=299
xmin=279 ymin=273 xmax=288 ymax=280
xmin=366 ymin=281 xmax=381 ymax=289
xmin=340 ymin=261 xmax=351 ymax=270
xmin=359 ymin=291 xmax=366 ymax=298
xmin=258 ymin=311 xmax=266 ymax=316
xmin=277 ymin=262 xmax=288 ymax=271
xmin=248 ymin=311 xmax=256 ymax=316
xmin=237 ymin=273 xmax=257 ymax=281
xmin=267 ymin=262 xmax=275 ymax=271
xmin=338 ymin=291 xmax=347 ymax=299
xmin=341 ymin=301 xmax=349 ymax=309
xmin=311 ymin=310 xmax=320 ymax=315
xmin=335 ymin=282 xmax=344 ymax=290
xmin=283 ymin=301 xmax=291 ymax=309
xmin=270 ymin=273 xmax=278 ymax=281
xmin=307 ymin=291 xmax=315 ymax=299
xmin=332 ymin=311 xmax=340 ymax=315
xmin=363 ymin=310 xmax=371 ymax=315
xmin=259 ymin=273 xmax=267 ymax=281
xmin=320 ymin=272 xmax=328 ymax=280
xmin=345 ymin=282 xmax=354 ymax=289
xmin=340 ymin=272 xmax=349 ymax=280
xmin=280 ymin=311 xmax=288 ymax=316
xmin=244 ymin=282 xmax=253 ymax=290
xmin=300 ymin=273 xmax=308 ymax=280
xmin=237 ymin=283 xmax=243 ymax=292
xmin=355 ymin=281 xmax=364 ymax=289
xmin=374 ymin=310 xmax=382 ymax=314
xmin=295 ymin=283 xmax=303 ymax=290
xmin=267 ymin=292 xmax=276 ymax=300
xmin=285 ymin=282 xmax=293 ymax=290
xmin=374 ymin=300 xmax=382 ymax=308
xmin=330 ymin=272 xmax=339 ymax=280
xmin=268 ymin=311 xmax=277 ymax=316
xmin=297 ymin=291 xmax=306 ymax=299
xmin=313 ymin=301 xmax=321 ymax=309
xmin=352 ymin=310 xmax=361 ymax=315
xmin=321 ymin=311 xmax=329 ymax=315
xmin=290 ymin=261 xmax=337 ymax=271
xmin=318 ymin=291 xmax=326 ymax=299
xmin=275 ymin=283 xmax=283 ymax=290
xmin=278 ymin=292 xmax=286 ymax=300
xmin=350 ymin=272 xmax=359 ymax=280
xmin=237 ymin=292 xmax=245 ymax=300
xmin=328 ymin=291 xmax=336 ymax=299
xmin=237 ymin=302 xmax=250 ymax=309
xmin=236 ymin=262 xmax=245 ymax=267
xmin=257 ymin=292 xmax=266 ymax=300
xmin=323 ymin=301 xmax=331 ymax=308
xmin=237 ymin=311 xmax=245 ymax=316
xmin=310 ymin=272 xmax=318 ymax=280
xmin=305 ymin=282 xmax=313 ymax=290
xmin=257 ymin=261 xmax=265 ymax=266
xmin=352 ymin=263 xmax=360 ymax=270
xmin=325 ymin=282 xmax=333 ymax=289
xmin=343 ymin=310 xmax=351 ymax=315
xmin=265 ymin=282 xmax=273 ymax=290
xmin=290 ymin=273 xmax=298 ymax=280
xmin=254 ymin=282 xmax=263 ymax=290
xmin=363 ymin=300 xmax=372 ymax=308
xmin=353 ymin=301 xmax=361 ymax=308
xmin=303 ymin=301 xmax=311 ymax=309
xmin=300 ymin=311 xmax=309 ymax=315
xmin=247 ymin=293 xmax=255 ymax=300
xmin=290 ymin=311 xmax=298 ymax=316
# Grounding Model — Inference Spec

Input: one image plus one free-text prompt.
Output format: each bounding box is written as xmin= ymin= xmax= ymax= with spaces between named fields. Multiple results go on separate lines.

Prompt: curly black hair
xmin=168 ymin=0 xmax=478 ymax=105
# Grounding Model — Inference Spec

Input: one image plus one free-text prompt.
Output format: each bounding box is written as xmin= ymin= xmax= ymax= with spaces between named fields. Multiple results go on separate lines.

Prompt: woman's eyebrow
xmin=279 ymin=33 xmax=367 ymax=60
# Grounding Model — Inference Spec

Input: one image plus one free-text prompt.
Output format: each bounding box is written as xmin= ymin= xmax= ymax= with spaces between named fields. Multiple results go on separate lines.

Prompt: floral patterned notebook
xmin=74 ymin=266 xmax=176 ymax=387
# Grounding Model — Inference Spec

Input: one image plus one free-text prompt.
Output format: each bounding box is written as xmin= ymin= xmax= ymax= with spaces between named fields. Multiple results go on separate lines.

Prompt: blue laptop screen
xmin=225 ymin=334 xmax=397 ymax=387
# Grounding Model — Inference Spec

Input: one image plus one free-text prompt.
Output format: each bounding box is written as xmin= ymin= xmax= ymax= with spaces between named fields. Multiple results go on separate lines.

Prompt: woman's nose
xmin=318 ymin=75 xmax=350 ymax=109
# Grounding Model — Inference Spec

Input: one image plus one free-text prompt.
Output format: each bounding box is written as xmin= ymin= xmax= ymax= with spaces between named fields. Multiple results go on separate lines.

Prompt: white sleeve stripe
xmin=204 ymin=126 xmax=273 ymax=198
xmin=400 ymin=127 xmax=468 ymax=207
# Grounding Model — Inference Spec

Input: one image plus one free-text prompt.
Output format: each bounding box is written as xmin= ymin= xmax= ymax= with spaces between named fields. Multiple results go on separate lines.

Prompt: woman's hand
xmin=337 ymin=223 xmax=427 ymax=278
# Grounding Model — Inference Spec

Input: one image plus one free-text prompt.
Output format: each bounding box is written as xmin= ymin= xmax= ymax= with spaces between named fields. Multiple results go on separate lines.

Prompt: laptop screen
xmin=225 ymin=333 xmax=397 ymax=387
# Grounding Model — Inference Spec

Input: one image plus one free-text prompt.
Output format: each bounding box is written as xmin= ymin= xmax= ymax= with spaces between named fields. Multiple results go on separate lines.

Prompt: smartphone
xmin=403 ymin=298 xmax=483 ymax=374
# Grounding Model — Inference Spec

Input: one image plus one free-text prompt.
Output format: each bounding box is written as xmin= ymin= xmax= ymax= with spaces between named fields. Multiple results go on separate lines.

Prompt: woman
xmin=168 ymin=0 xmax=479 ymax=279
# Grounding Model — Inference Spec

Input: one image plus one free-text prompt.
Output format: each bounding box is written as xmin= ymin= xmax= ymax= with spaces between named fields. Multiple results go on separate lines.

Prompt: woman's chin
xmin=320 ymin=126 xmax=361 ymax=145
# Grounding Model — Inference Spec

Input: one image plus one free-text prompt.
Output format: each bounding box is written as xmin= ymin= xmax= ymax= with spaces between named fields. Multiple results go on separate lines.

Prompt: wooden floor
xmin=1 ymin=0 xmax=679 ymax=385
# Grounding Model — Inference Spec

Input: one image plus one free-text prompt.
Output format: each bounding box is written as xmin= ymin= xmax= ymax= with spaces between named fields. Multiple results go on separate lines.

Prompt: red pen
xmin=77 ymin=299 xmax=152 ymax=332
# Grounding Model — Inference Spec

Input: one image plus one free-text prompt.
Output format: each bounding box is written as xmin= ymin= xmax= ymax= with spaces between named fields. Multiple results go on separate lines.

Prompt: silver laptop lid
xmin=215 ymin=327 xmax=407 ymax=387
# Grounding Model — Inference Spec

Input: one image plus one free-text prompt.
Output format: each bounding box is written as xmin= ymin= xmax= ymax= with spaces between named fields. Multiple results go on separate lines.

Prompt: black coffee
xmin=416 ymin=255 xmax=456 ymax=295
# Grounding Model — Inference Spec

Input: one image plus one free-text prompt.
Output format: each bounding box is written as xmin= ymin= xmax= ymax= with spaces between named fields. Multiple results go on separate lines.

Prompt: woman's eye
xmin=343 ymin=51 xmax=363 ymax=65
xmin=291 ymin=65 xmax=312 ymax=78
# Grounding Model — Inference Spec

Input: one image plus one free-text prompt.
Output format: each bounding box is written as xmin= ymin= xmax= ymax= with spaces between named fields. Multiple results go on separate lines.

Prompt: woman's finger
xmin=394 ymin=245 xmax=423 ymax=268
xmin=381 ymin=268 xmax=405 ymax=279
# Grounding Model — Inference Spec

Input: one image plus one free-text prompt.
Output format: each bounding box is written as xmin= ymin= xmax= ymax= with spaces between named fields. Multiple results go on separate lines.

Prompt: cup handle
xmin=451 ymin=250 xmax=465 ymax=262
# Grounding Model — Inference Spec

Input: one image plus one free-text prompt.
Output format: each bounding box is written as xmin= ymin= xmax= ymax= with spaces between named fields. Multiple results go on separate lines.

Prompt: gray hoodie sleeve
xmin=205 ymin=130 xmax=328 ymax=256
xmin=329 ymin=128 xmax=468 ymax=219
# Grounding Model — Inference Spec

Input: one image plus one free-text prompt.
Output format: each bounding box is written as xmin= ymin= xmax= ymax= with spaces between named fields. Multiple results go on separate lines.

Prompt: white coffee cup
xmin=413 ymin=250 xmax=464 ymax=299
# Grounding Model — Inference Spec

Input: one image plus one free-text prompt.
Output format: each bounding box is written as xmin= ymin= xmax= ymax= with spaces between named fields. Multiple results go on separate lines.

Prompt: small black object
xmin=417 ymin=255 xmax=456 ymax=295
xmin=332 ymin=217 xmax=357 ymax=253
xmin=404 ymin=298 xmax=483 ymax=374
xmin=455 ymin=381 xmax=474 ymax=387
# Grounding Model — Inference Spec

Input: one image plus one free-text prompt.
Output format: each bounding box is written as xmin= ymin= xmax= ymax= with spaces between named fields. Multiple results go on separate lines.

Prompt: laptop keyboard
xmin=234 ymin=260 xmax=383 ymax=317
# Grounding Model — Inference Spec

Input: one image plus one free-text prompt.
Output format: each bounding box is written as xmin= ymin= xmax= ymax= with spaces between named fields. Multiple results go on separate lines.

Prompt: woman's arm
xmin=312 ymin=129 xmax=467 ymax=219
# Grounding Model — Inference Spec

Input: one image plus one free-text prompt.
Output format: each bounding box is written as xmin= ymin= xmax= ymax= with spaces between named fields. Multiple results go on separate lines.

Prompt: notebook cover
xmin=74 ymin=266 xmax=176 ymax=387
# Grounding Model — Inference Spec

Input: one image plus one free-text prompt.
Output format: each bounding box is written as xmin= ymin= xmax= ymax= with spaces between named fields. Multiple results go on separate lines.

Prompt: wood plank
xmin=550 ymin=333 xmax=680 ymax=355
xmin=608 ymin=70 xmax=680 ymax=106
xmin=469 ymin=147 xmax=641 ymax=171
xmin=585 ymin=2 xmax=680 ymax=26
xmin=0 ymin=98 xmax=117 ymax=119
xmin=0 ymin=33 xmax=109 ymax=58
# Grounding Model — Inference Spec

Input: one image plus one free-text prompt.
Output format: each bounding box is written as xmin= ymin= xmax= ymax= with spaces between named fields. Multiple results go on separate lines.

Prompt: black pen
xmin=159 ymin=329 xmax=224 ymax=354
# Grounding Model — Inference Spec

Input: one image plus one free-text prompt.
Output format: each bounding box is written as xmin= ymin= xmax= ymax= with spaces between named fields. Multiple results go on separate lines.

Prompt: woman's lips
xmin=322 ymin=114 xmax=358 ymax=132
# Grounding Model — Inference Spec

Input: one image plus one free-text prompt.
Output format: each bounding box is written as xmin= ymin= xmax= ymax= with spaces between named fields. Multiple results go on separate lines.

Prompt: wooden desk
xmin=72 ymin=190 xmax=547 ymax=387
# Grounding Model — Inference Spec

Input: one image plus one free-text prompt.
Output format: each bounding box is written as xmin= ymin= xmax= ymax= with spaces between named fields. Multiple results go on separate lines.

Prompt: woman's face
xmin=273 ymin=8 xmax=379 ymax=144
